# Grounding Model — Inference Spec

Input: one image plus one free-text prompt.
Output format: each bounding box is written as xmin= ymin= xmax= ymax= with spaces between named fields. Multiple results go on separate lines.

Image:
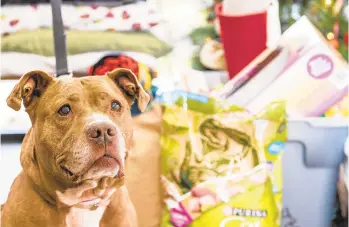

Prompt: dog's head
xmin=7 ymin=69 xmax=149 ymax=184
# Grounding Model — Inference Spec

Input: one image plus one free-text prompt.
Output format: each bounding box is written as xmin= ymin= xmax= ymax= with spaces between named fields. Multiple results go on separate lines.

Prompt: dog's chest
xmin=65 ymin=206 xmax=106 ymax=227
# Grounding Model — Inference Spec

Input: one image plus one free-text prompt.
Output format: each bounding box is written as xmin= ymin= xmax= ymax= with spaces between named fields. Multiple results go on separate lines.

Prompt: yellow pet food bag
xmin=159 ymin=91 xmax=286 ymax=227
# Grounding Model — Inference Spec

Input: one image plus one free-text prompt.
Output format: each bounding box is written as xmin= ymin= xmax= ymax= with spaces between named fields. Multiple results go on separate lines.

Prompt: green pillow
xmin=1 ymin=29 xmax=172 ymax=58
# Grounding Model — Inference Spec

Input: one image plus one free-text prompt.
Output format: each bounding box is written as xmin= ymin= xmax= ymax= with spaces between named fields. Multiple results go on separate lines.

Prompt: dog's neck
xmin=21 ymin=129 xmax=124 ymax=211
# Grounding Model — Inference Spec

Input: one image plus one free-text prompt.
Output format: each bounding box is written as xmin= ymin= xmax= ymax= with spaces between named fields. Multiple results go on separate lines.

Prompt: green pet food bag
xmin=159 ymin=91 xmax=286 ymax=227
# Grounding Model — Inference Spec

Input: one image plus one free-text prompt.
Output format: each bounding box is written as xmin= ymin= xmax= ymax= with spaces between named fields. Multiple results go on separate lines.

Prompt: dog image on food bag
xmin=166 ymin=114 xmax=262 ymax=193
xmin=198 ymin=117 xmax=260 ymax=174
xmin=1 ymin=69 xmax=149 ymax=227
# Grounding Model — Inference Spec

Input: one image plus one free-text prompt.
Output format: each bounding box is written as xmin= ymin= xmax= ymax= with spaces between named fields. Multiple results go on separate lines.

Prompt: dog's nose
xmin=86 ymin=122 xmax=116 ymax=143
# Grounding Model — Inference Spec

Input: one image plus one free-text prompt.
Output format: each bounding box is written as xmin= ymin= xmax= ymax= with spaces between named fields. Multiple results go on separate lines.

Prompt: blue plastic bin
xmin=282 ymin=119 xmax=348 ymax=227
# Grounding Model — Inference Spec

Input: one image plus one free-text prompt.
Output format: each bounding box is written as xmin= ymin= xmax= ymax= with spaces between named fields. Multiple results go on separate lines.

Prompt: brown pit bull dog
xmin=1 ymin=68 xmax=150 ymax=227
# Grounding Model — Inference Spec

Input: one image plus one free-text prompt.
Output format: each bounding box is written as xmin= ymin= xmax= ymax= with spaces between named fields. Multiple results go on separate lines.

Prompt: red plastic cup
xmin=215 ymin=3 xmax=267 ymax=79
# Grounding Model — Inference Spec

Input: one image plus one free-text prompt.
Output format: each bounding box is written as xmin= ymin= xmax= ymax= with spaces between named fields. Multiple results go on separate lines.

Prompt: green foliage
xmin=188 ymin=25 xmax=219 ymax=71
xmin=190 ymin=47 xmax=210 ymax=71
xmin=188 ymin=25 xmax=218 ymax=46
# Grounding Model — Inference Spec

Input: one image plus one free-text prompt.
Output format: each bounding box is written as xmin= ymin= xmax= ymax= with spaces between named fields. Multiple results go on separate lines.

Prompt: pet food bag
xmin=159 ymin=90 xmax=286 ymax=227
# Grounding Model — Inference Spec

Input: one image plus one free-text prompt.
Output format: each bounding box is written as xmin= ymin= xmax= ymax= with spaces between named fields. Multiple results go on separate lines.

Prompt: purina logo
xmin=307 ymin=54 xmax=333 ymax=79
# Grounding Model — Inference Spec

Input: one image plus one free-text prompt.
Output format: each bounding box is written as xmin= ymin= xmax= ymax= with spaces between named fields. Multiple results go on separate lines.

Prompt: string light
xmin=327 ymin=32 xmax=334 ymax=40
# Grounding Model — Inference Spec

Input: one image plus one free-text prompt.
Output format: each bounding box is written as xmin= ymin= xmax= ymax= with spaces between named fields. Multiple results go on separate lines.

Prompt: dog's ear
xmin=107 ymin=68 xmax=150 ymax=112
xmin=7 ymin=70 xmax=54 ymax=111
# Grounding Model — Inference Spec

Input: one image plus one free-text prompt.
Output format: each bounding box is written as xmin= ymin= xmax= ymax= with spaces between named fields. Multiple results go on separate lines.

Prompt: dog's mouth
xmin=60 ymin=165 xmax=77 ymax=181
xmin=91 ymin=154 xmax=121 ymax=173
xmin=61 ymin=165 xmax=74 ymax=178
xmin=102 ymin=154 xmax=115 ymax=160
xmin=94 ymin=153 xmax=119 ymax=166
xmin=59 ymin=154 xmax=122 ymax=183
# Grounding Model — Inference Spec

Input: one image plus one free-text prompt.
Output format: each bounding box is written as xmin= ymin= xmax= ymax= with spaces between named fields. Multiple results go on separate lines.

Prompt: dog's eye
xmin=58 ymin=104 xmax=71 ymax=116
xmin=111 ymin=101 xmax=121 ymax=112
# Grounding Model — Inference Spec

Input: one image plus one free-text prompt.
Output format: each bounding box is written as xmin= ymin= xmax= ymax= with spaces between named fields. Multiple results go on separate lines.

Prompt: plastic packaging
xmin=159 ymin=91 xmax=286 ymax=227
